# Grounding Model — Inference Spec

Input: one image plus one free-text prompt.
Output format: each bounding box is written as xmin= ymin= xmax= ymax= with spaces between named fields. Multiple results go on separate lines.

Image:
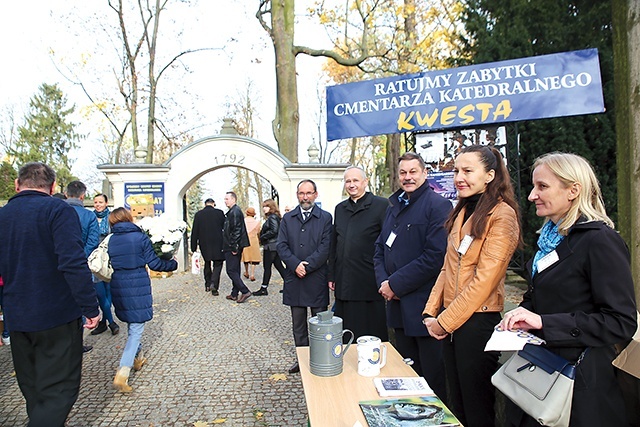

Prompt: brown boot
xmin=133 ymin=349 xmax=147 ymax=372
xmin=113 ymin=366 xmax=133 ymax=393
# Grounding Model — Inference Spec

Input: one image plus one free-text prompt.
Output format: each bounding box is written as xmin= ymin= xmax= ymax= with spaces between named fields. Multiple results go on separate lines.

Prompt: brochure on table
xmin=359 ymin=395 xmax=461 ymax=427
xmin=374 ymin=377 xmax=434 ymax=397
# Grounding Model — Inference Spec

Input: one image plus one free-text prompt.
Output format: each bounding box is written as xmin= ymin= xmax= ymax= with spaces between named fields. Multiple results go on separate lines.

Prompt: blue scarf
xmin=398 ymin=191 xmax=410 ymax=206
xmin=531 ymin=220 xmax=565 ymax=277
xmin=95 ymin=207 xmax=111 ymax=237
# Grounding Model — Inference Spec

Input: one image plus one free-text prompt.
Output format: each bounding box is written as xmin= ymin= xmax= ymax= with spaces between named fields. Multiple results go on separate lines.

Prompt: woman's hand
xmin=500 ymin=307 xmax=543 ymax=331
xmin=423 ymin=318 xmax=449 ymax=340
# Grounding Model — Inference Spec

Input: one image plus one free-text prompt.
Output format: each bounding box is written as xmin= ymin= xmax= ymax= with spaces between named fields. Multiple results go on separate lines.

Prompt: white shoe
xmin=1 ymin=336 xmax=10 ymax=346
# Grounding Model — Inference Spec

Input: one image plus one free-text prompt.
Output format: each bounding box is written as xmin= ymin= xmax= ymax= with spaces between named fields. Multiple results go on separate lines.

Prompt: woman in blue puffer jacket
xmin=108 ymin=207 xmax=177 ymax=393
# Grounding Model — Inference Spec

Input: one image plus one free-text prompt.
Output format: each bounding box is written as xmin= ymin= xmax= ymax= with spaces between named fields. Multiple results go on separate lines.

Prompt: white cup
xmin=357 ymin=335 xmax=387 ymax=377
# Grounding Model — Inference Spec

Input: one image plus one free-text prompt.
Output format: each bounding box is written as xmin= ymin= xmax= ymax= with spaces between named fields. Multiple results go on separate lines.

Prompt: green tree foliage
xmin=460 ymin=0 xmax=616 ymax=260
xmin=318 ymin=0 xmax=465 ymax=193
xmin=0 ymin=161 xmax=17 ymax=200
xmin=10 ymin=83 xmax=81 ymax=189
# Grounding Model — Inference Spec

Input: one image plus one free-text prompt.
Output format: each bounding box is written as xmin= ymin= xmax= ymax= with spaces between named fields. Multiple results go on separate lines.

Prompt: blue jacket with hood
xmin=108 ymin=221 xmax=177 ymax=323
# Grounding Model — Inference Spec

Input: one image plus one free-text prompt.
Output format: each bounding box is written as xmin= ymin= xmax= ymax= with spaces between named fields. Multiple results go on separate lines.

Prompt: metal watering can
xmin=308 ymin=310 xmax=354 ymax=377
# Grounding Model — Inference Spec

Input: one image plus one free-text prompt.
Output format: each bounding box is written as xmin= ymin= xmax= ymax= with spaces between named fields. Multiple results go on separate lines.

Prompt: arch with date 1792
xmin=97 ymin=132 xmax=347 ymax=271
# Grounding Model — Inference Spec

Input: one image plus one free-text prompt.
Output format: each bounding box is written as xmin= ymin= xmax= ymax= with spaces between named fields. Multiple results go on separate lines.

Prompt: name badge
xmin=537 ymin=250 xmax=559 ymax=272
xmin=385 ymin=231 xmax=397 ymax=248
xmin=457 ymin=235 xmax=474 ymax=255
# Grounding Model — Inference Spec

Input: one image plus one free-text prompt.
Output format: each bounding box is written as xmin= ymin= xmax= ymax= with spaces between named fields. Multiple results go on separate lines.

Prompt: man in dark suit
xmin=191 ymin=198 xmax=226 ymax=296
xmin=277 ymin=179 xmax=333 ymax=373
xmin=374 ymin=152 xmax=451 ymax=401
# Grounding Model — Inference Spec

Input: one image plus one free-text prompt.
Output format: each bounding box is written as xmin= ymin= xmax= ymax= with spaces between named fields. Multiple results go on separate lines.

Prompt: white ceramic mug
xmin=357 ymin=335 xmax=387 ymax=377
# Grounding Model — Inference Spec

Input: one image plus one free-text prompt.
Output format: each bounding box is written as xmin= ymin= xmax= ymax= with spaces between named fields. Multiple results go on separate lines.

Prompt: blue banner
xmin=326 ymin=49 xmax=604 ymax=141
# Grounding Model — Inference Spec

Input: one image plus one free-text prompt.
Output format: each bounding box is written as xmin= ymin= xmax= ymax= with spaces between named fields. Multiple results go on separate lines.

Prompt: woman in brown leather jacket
xmin=423 ymin=145 xmax=522 ymax=427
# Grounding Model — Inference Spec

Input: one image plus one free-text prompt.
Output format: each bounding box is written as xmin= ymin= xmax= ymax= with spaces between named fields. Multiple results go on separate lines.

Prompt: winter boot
xmin=113 ymin=366 xmax=133 ymax=393
xmin=91 ymin=320 xmax=108 ymax=335
xmin=133 ymin=349 xmax=147 ymax=371
xmin=108 ymin=321 xmax=120 ymax=335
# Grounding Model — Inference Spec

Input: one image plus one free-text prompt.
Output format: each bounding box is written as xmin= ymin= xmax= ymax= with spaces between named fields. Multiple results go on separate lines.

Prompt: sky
xmin=0 ymin=0 xmax=332 ymax=202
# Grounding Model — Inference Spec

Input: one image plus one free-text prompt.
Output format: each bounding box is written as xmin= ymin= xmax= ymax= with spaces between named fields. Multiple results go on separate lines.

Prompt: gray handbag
xmin=491 ymin=343 xmax=588 ymax=427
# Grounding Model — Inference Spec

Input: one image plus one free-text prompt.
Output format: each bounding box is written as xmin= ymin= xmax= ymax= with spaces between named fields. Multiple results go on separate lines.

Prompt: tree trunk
xmin=349 ymin=137 xmax=357 ymax=164
xmin=386 ymin=133 xmax=400 ymax=193
xmin=271 ymin=0 xmax=299 ymax=162
xmin=146 ymin=0 xmax=162 ymax=164
xmin=612 ymin=0 xmax=640 ymax=305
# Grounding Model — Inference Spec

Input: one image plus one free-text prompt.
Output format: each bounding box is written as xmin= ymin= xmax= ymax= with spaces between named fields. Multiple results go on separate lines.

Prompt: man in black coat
xmin=222 ymin=191 xmax=252 ymax=303
xmin=191 ymin=198 xmax=225 ymax=296
xmin=277 ymin=180 xmax=333 ymax=373
xmin=329 ymin=166 xmax=389 ymax=341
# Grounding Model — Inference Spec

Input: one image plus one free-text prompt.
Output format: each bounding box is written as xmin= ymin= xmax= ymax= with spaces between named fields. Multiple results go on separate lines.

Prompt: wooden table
xmin=296 ymin=342 xmax=419 ymax=427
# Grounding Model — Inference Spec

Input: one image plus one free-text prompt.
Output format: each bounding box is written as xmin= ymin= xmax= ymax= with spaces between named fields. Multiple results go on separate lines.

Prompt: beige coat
xmin=423 ymin=201 xmax=519 ymax=333
xmin=242 ymin=217 xmax=261 ymax=263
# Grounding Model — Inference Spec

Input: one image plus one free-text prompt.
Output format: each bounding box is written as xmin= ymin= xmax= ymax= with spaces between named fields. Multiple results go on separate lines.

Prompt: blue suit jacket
xmin=374 ymin=184 xmax=451 ymax=336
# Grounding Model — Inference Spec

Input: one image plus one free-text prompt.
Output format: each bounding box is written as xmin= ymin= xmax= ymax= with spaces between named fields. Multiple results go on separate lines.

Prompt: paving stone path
xmin=0 ymin=268 xmax=309 ymax=427
xmin=0 ymin=267 xmax=526 ymax=427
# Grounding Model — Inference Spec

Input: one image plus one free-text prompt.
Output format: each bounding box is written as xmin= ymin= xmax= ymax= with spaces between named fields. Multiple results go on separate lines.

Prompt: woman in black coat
xmin=253 ymin=199 xmax=286 ymax=296
xmin=501 ymin=152 xmax=637 ymax=426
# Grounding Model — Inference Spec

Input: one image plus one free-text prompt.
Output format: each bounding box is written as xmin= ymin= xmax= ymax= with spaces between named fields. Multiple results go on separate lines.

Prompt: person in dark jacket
xmin=329 ymin=166 xmax=389 ymax=341
xmin=222 ymin=191 xmax=252 ymax=303
xmin=253 ymin=199 xmax=286 ymax=296
xmin=108 ymin=208 xmax=177 ymax=393
xmin=277 ymin=180 xmax=333 ymax=374
xmin=373 ymin=152 xmax=452 ymax=401
xmin=501 ymin=152 xmax=637 ymax=427
xmin=65 ymin=180 xmax=99 ymax=258
xmin=0 ymin=162 xmax=100 ymax=427
xmin=65 ymin=181 xmax=103 ymax=353
xmin=191 ymin=198 xmax=225 ymax=296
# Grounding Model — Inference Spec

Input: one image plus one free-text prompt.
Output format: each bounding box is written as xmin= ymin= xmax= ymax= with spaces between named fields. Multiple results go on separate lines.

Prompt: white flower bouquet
xmin=137 ymin=214 xmax=187 ymax=259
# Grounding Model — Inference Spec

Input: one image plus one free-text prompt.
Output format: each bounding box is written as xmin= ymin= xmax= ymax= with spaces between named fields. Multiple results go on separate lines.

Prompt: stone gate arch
xmin=98 ymin=132 xmax=347 ymax=270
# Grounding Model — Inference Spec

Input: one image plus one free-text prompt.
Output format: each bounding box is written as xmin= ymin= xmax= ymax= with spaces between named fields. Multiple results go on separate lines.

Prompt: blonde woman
xmin=501 ymin=152 xmax=637 ymax=426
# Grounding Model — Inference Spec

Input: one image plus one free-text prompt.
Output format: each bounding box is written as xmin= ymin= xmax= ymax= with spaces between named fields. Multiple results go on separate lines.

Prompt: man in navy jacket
xmin=0 ymin=162 xmax=100 ymax=427
xmin=374 ymin=152 xmax=451 ymax=402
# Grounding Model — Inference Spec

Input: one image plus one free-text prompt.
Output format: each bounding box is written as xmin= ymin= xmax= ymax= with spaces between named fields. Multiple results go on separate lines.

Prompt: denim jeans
xmin=119 ymin=322 xmax=145 ymax=368
xmin=94 ymin=281 xmax=114 ymax=324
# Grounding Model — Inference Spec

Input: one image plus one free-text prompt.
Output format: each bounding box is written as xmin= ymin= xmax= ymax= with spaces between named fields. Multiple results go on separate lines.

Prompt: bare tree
xmin=108 ymin=0 xmax=220 ymax=163
xmin=227 ymin=80 xmax=271 ymax=210
xmin=0 ymin=104 xmax=20 ymax=157
xmin=256 ymin=0 xmax=378 ymax=162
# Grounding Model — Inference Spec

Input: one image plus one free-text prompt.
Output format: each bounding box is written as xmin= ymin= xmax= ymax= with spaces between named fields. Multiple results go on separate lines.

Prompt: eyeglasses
xmin=297 ymin=192 xmax=316 ymax=197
